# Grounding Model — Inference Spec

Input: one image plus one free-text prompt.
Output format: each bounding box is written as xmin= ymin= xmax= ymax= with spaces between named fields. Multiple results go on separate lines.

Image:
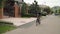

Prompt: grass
xmin=0 ymin=21 xmax=16 ymax=34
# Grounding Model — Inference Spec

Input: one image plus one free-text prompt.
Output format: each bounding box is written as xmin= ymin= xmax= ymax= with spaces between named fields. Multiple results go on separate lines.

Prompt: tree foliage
xmin=28 ymin=1 xmax=41 ymax=14
xmin=43 ymin=7 xmax=51 ymax=14
xmin=0 ymin=0 xmax=7 ymax=8
xmin=21 ymin=2 xmax=28 ymax=16
xmin=0 ymin=0 xmax=3 ymax=8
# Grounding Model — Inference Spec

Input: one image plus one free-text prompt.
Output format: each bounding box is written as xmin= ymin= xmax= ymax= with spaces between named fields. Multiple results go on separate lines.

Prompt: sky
xmin=24 ymin=0 xmax=60 ymax=7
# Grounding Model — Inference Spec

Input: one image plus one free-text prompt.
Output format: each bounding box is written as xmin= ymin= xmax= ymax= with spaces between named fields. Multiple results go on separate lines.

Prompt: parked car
xmin=54 ymin=13 xmax=59 ymax=15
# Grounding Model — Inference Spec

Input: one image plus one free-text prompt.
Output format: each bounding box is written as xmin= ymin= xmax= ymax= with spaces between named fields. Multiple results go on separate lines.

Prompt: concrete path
xmin=4 ymin=15 xmax=60 ymax=34
xmin=0 ymin=18 xmax=36 ymax=26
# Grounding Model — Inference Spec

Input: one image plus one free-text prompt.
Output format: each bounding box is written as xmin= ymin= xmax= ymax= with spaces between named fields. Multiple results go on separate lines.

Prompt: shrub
xmin=0 ymin=21 xmax=13 ymax=25
xmin=22 ymin=14 xmax=31 ymax=17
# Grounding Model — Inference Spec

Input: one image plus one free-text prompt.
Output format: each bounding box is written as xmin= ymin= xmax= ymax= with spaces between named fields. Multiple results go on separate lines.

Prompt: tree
xmin=0 ymin=0 xmax=7 ymax=8
xmin=21 ymin=2 xmax=28 ymax=16
xmin=58 ymin=9 xmax=60 ymax=14
xmin=0 ymin=0 xmax=2 ymax=8
xmin=28 ymin=0 xmax=41 ymax=15
xmin=43 ymin=7 xmax=51 ymax=14
xmin=34 ymin=0 xmax=41 ymax=13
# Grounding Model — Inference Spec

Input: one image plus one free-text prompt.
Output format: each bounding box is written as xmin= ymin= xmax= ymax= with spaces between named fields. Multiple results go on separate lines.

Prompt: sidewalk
xmin=0 ymin=16 xmax=46 ymax=27
xmin=0 ymin=17 xmax=36 ymax=26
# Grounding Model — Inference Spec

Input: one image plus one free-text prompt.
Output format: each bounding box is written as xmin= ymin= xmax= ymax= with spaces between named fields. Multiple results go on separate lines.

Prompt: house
xmin=0 ymin=0 xmax=24 ymax=19
xmin=52 ymin=6 xmax=60 ymax=13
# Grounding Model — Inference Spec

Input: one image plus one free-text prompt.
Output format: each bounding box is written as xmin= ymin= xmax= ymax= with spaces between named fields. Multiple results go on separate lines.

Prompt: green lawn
xmin=0 ymin=23 xmax=16 ymax=34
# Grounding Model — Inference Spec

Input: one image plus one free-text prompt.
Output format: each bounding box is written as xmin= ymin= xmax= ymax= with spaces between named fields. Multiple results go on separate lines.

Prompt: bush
xmin=22 ymin=14 xmax=31 ymax=17
xmin=41 ymin=12 xmax=47 ymax=16
xmin=41 ymin=13 xmax=46 ymax=16
xmin=21 ymin=13 xmax=37 ymax=17
xmin=0 ymin=21 xmax=13 ymax=25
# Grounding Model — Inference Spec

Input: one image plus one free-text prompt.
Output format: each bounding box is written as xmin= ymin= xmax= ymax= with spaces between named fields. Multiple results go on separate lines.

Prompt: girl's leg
xmin=36 ymin=20 xmax=38 ymax=26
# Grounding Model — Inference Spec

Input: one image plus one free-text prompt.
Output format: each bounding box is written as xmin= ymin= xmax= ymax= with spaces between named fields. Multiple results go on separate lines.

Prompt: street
xmin=4 ymin=15 xmax=60 ymax=34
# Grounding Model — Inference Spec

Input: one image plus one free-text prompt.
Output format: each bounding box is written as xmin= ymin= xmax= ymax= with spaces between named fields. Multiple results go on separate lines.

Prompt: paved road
xmin=4 ymin=15 xmax=60 ymax=34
